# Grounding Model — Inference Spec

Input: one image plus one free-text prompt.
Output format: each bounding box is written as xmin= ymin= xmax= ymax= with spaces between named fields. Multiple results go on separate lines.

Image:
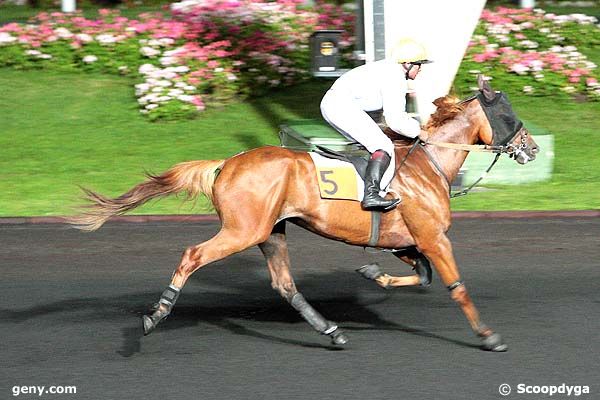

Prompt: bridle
xmin=417 ymin=93 xmax=530 ymax=197
xmin=423 ymin=94 xmax=527 ymax=155
xmin=424 ymin=127 xmax=529 ymax=155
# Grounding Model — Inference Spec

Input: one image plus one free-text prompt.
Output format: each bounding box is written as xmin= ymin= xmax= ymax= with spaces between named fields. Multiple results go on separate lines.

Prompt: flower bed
xmin=1 ymin=4 xmax=598 ymax=121
xmin=455 ymin=7 xmax=600 ymax=100
xmin=0 ymin=0 xmax=354 ymax=120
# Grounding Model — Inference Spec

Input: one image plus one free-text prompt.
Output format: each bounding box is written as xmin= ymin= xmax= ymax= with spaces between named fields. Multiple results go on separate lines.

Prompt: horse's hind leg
xmin=356 ymin=247 xmax=432 ymax=288
xmin=143 ymin=227 xmax=266 ymax=335
xmin=258 ymin=222 xmax=348 ymax=346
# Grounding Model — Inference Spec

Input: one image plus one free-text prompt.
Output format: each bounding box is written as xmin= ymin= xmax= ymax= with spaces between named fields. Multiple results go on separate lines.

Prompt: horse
xmin=69 ymin=77 xmax=539 ymax=351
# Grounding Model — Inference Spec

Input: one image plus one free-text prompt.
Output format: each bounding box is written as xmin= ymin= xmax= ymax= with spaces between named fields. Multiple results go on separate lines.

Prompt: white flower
xmin=159 ymin=38 xmax=175 ymax=46
xmin=26 ymin=50 xmax=42 ymax=56
xmin=184 ymin=85 xmax=196 ymax=91
xmin=152 ymin=87 xmax=164 ymax=93
xmin=468 ymin=69 xmax=481 ymax=74
xmin=145 ymin=104 xmax=159 ymax=110
xmin=510 ymin=63 xmax=529 ymax=75
xmin=177 ymin=94 xmax=194 ymax=102
xmin=39 ymin=54 xmax=52 ymax=60
xmin=530 ymin=60 xmax=544 ymax=71
xmin=523 ymin=86 xmax=534 ymax=93
xmin=171 ymin=66 xmax=189 ymax=73
xmin=168 ymin=89 xmax=184 ymax=96
xmin=0 ymin=32 xmax=17 ymax=45
xmin=83 ymin=55 xmax=98 ymax=63
xmin=96 ymin=34 xmax=117 ymax=45
xmin=76 ymin=33 xmax=93 ymax=43
xmin=160 ymin=56 xmax=177 ymax=66
xmin=55 ymin=27 xmax=73 ymax=39
xmin=214 ymin=67 xmax=224 ymax=73
xmin=519 ymin=40 xmax=539 ymax=49
xmin=140 ymin=46 xmax=161 ymax=57
xmin=139 ymin=64 xmax=156 ymax=75
xmin=135 ymin=83 xmax=150 ymax=95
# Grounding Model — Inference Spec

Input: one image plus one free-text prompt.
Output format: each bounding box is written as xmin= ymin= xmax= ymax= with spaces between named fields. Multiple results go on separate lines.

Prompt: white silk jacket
xmin=328 ymin=59 xmax=421 ymax=138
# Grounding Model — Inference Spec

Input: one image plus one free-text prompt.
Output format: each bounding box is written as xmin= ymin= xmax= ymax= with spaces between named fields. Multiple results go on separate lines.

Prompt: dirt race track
xmin=1 ymin=217 xmax=598 ymax=400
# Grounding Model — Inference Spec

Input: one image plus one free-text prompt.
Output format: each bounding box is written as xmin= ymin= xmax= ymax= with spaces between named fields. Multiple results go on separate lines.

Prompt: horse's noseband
xmin=505 ymin=128 xmax=530 ymax=161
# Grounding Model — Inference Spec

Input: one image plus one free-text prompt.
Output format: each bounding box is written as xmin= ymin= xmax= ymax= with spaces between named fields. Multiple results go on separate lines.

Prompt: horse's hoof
xmin=356 ymin=263 xmax=383 ymax=280
xmin=142 ymin=315 xmax=156 ymax=336
xmin=481 ymin=333 xmax=508 ymax=352
xmin=414 ymin=258 xmax=432 ymax=287
xmin=330 ymin=329 xmax=349 ymax=346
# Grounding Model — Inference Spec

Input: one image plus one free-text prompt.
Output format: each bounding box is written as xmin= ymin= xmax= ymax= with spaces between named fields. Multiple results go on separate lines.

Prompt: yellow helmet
xmin=391 ymin=38 xmax=432 ymax=64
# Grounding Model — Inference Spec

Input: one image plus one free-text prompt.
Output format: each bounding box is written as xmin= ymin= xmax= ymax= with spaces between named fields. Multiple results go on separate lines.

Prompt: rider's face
xmin=403 ymin=63 xmax=422 ymax=80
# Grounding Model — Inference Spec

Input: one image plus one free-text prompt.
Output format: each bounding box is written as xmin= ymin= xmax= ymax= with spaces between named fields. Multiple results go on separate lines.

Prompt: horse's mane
xmin=424 ymin=95 xmax=465 ymax=131
xmin=385 ymin=95 xmax=466 ymax=144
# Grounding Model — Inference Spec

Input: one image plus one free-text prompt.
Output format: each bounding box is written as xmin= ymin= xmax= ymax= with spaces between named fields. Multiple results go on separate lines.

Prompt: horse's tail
xmin=68 ymin=160 xmax=225 ymax=231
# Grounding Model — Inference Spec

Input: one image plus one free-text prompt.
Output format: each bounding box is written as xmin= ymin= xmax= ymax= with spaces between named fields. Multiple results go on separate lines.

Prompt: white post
xmin=520 ymin=0 xmax=536 ymax=8
xmin=363 ymin=0 xmax=375 ymax=63
xmin=382 ymin=0 xmax=486 ymax=123
xmin=61 ymin=0 xmax=76 ymax=13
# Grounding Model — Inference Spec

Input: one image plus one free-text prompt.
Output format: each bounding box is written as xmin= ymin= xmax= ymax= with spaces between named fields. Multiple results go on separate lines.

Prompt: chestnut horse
xmin=70 ymin=78 xmax=538 ymax=350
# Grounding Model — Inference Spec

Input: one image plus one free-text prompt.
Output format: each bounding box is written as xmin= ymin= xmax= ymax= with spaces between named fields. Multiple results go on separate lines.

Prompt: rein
xmin=421 ymin=128 xmax=530 ymax=198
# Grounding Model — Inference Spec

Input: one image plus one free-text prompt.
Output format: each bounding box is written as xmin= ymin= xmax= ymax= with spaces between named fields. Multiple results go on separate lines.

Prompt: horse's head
xmin=475 ymin=76 xmax=539 ymax=164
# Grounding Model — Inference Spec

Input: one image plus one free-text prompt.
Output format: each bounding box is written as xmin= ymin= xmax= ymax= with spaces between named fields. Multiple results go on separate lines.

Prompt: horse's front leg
xmin=356 ymin=247 xmax=432 ymax=288
xmin=417 ymin=232 xmax=507 ymax=352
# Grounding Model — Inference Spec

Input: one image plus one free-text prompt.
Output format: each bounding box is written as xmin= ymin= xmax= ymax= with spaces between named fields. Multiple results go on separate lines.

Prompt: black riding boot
xmin=362 ymin=150 xmax=400 ymax=211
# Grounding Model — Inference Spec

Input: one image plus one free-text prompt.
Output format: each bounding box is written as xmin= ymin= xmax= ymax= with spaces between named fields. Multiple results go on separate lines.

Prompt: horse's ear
xmin=477 ymin=74 xmax=495 ymax=102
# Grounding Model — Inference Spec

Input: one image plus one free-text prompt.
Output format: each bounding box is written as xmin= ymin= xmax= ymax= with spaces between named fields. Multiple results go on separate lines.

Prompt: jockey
xmin=320 ymin=38 xmax=432 ymax=211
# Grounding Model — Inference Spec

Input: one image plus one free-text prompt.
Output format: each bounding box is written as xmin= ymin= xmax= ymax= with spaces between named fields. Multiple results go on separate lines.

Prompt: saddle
xmin=314 ymin=145 xmax=370 ymax=181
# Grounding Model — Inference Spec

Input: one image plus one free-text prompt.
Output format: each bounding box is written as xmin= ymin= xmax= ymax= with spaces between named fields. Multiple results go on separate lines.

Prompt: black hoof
xmin=481 ymin=333 xmax=508 ymax=352
xmin=142 ymin=315 xmax=156 ymax=336
xmin=356 ymin=263 xmax=383 ymax=280
xmin=414 ymin=258 xmax=432 ymax=287
xmin=330 ymin=329 xmax=349 ymax=346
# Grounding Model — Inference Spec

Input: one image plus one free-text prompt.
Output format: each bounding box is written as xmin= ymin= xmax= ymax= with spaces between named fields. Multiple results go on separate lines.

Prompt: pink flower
xmin=191 ymin=95 xmax=205 ymax=110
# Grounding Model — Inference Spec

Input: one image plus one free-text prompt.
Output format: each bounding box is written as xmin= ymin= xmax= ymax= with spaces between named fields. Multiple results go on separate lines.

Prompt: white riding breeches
xmin=320 ymin=89 xmax=395 ymax=190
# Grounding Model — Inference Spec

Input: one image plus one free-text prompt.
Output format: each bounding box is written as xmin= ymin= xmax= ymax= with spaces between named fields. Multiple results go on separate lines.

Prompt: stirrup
xmin=361 ymin=197 xmax=401 ymax=211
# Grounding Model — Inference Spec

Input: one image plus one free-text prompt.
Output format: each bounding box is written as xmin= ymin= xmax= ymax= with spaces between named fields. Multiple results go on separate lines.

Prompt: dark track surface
xmin=1 ymin=218 xmax=598 ymax=400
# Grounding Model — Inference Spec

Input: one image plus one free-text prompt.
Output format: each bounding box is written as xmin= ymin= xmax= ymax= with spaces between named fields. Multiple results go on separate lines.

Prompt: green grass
xmin=0 ymin=68 xmax=329 ymax=216
xmin=1 ymin=68 xmax=599 ymax=216
xmin=451 ymin=95 xmax=600 ymax=211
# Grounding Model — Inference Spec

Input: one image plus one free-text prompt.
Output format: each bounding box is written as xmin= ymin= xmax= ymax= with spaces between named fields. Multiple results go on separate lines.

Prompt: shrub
xmin=455 ymin=7 xmax=600 ymax=100
xmin=0 ymin=1 xmax=355 ymax=120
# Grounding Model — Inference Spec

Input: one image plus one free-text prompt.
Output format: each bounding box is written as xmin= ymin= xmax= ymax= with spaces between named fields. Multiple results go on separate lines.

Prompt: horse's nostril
xmin=532 ymin=146 xmax=539 ymax=154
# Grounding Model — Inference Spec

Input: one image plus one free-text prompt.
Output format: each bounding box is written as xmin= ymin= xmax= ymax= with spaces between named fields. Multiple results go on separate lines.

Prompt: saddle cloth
xmin=308 ymin=152 xmax=392 ymax=201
